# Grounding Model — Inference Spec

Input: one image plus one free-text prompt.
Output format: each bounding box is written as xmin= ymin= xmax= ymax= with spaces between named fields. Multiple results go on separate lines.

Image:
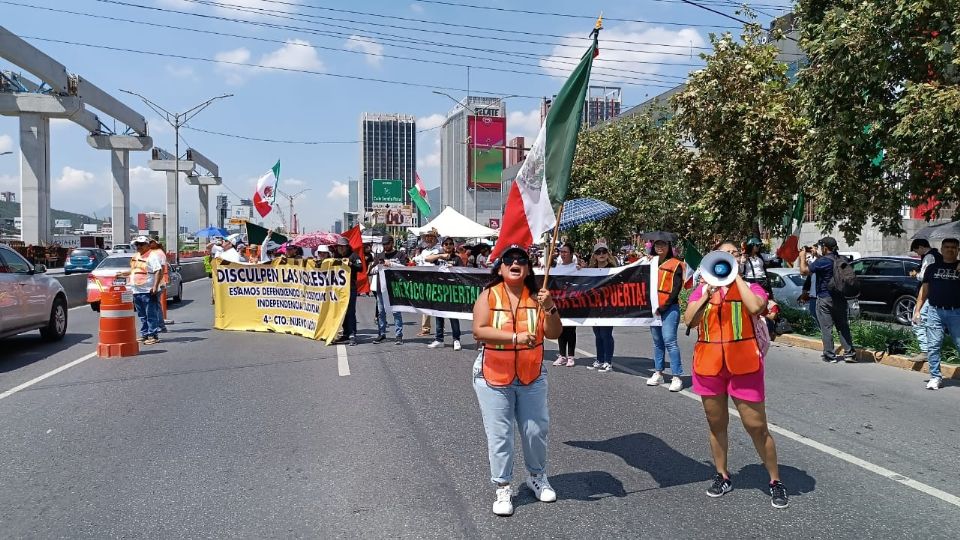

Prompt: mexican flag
xmin=682 ymin=239 xmax=703 ymax=289
xmin=254 ymin=160 xmax=281 ymax=218
xmin=490 ymin=22 xmax=601 ymax=259
xmin=408 ymin=172 xmax=431 ymax=219
xmin=776 ymin=193 xmax=805 ymax=266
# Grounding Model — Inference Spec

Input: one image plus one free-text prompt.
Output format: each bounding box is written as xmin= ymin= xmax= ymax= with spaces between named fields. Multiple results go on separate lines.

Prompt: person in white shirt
xmin=217 ymin=236 xmax=245 ymax=263
xmin=414 ymin=229 xmax=440 ymax=336
xmin=124 ymin=236 xmax=165 ymax=344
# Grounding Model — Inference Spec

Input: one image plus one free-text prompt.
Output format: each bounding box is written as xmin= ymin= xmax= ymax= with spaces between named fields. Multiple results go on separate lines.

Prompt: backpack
xmin=827 ymin=255 xmax=860 ymax=299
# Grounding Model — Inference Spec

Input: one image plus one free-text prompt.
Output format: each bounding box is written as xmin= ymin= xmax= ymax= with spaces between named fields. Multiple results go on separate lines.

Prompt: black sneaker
xmin=843 ymin=351 xmax=858 ymax=363
xmin=706 ymin=473 xmax=732 ymax=498
xmin=395 ymin=336 xmax=404 ymax=345
xmin=348 ymin=337 xmax=357 ymax=346
xmin=769 ymin=480 xmax=789 ymax=508
xmin=373 ymin=334 xmax=386 ymax=344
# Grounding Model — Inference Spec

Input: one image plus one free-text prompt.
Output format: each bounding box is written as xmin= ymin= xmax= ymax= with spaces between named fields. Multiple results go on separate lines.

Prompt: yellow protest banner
xmin=212 ymin=258 xmax=351 ymax=344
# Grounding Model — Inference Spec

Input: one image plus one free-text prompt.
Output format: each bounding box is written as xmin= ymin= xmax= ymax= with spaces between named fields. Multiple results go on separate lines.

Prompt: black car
xmin=851 ymin=256 xmax=921 ymax=325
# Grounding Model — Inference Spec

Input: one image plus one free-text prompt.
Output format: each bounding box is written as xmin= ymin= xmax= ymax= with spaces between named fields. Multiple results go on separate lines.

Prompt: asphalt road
xmin=1 ymin=279 xmax=958 ymax=539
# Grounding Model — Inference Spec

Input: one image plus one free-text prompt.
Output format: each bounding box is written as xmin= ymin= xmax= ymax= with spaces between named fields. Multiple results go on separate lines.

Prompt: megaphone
xmin=699 ymin=250 xmax=738 ymax=287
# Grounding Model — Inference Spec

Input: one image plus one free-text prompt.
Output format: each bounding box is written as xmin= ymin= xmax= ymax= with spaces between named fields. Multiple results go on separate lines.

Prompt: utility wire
xmin=678 ymin=0 xmax=799 ymax=43
xmin=2 ymin=1 xmax=688 ymax=87
xmin=183 ymin=124 xmax=441 ymax=144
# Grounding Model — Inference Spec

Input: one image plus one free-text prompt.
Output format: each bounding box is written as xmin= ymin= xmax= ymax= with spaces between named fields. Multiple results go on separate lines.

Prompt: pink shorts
xmin=692 ymin=363 xmax=765 ymax=403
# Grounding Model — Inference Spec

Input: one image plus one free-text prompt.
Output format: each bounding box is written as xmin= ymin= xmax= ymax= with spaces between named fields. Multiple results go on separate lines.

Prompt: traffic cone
xmin=97 ymin=284 xmax=139 ymax=358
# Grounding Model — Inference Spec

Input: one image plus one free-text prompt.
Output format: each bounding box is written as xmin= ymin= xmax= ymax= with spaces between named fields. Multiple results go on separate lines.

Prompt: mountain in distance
xmin=0 ymin=200 xmax=105 ymax=227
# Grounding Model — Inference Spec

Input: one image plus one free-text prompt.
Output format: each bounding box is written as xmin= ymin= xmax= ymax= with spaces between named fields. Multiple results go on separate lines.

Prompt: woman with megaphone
xmin=683 ymin=241 xmax=789 ymax=509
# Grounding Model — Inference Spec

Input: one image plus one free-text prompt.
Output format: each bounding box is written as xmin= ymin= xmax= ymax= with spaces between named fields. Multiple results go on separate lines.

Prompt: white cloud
xmin=409 ymin=3 xmax=424 ymax=13
xmin=55 ymin=166 xmax=97 ymax=191
xmin=417 ymin=137 xmax=441 ymax=170
xmin=215 ymin=40 xmax=323 ymax=84
xmin=417 ymin=113 xmax=446 ymax=131
xmin=540 ymin=24 xmax=706 ymax=82
xmin=165 ymin=64 xmax=196 ymax=79
xmin=327 ymin=181 xmax=348 ymax=199
xmin=507 ymin=109 xmax=541 ymax=142
xmin=0 ymin=134 xmax=12 ymax=154
xmin=344 ymin=35 xmax=385 ymax=67
xmin=0 ymin=174 xmax=16 ymax=194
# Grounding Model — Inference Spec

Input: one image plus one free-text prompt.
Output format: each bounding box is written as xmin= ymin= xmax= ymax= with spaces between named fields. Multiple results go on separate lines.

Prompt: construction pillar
xmin=198 ymin=184 xmax=209 ymax=232
xmin=19 ymin=112 xmax=50 ymax=245
xmin=111 ymin=149 xmax=130 ymax=245
xmin=165 ymin=172 xmax=178 ymax=249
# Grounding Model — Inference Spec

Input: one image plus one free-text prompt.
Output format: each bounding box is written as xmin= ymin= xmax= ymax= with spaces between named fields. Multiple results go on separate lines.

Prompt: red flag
xmin=342 ymin=225 xmax=370 ymax=294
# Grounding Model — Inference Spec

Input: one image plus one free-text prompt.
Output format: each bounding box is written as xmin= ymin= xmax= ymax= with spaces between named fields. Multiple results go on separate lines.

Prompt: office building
xmin=541 ymin=86 xmax=623 ymax=129
xmin=137 ymin=212 xmax=166 ymax=236
xmin=506 ymin=136 xmax=526 ymax=167
xmin=360 ymin=113 xmax=417 ymax=225
xmin=333 ymin=219 xmax=343 ymax=234
xmin=0 ymin=191 xmax=15 ymax=203
xmin=216 ymin=194 xmax=229 ymax=229
xmin=348 ymin=179 xmax=359 ymax=214
xmin=439 ymin=96 xmax=507 ymax=227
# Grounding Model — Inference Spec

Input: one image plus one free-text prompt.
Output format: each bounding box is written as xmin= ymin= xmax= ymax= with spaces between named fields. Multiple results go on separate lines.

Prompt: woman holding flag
xmin=471 ymin=244 xmax=563 ymax=516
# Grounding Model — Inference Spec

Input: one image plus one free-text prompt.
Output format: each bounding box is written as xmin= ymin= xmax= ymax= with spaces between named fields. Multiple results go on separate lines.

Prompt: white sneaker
xmin=669 ymin=377 xmax=683 ymax=392
xmin=427 ymin=340 xmax=444 ymax=349
xmin=926 ymin=377 xmax=944 ymax=390
xmin=492 ymin=485 xmax=514 ymax=516
xmin=598 ymin=362 xmax=612 ymax=373
xmin=526 ymin=473 xmax=557 ymax=502
xmin=587 ymin=360 xmax=602 ymax=370
xmin=553 ymin=355 xmax=567 ymax=366
xmin=646 ymin=372 xmax=664 ymax=386
xmin=453 ymin=340 xmax=462 ymax=351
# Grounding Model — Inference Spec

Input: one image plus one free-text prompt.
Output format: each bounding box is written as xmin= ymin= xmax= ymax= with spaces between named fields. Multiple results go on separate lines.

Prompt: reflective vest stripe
xmin=732 ymin=301 xmax=743 ymax=341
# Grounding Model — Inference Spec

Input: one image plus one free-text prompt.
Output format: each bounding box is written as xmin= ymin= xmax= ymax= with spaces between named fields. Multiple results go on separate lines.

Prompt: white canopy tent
xmin=409 ymin=206 xmax=499 ymax=238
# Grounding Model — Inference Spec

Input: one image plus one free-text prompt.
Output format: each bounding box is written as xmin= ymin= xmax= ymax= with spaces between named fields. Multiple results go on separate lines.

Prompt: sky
xmin=0 ymin=0 xmax=794 ymax=233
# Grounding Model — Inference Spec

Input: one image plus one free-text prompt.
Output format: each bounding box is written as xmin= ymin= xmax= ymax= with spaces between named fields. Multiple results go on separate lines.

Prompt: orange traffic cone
xmin=97 ymin=283 xmax=140 ymax=358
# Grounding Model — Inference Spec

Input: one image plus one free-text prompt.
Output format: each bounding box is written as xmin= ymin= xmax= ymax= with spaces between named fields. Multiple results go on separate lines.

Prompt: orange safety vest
xmin=693 ymin=284 xmax=762 ymax=376
xmin=482 ymin=284 xmax=545 ymax=386
xmin=657 ymin=258 xmax=684 ymax=307
xmin=130 ymin=252 xmax=151 ymax=287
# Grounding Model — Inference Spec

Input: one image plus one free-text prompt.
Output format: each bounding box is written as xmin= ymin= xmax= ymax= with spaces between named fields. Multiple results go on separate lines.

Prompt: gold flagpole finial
xmin=595 ymin=12 xmax=603 ymax=31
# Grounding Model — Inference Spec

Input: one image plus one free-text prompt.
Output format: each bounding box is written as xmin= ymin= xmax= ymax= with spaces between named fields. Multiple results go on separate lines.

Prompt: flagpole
xmin=541 ymin=202 xmax=565 ymax=286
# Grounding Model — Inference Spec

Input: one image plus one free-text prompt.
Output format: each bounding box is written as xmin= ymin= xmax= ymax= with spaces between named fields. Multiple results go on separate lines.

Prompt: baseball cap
xmin=336 ymin=237 xmax=350 ymax=246
xmin=593 ymin=242 xmax=609 ymax=253
xmin=817 ymin=236 xmax=838 ymax=249
xmin=133 ymin=235 xmax=150 ymax=245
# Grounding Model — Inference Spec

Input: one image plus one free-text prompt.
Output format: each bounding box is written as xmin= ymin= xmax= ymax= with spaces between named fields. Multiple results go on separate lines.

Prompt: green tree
xmin=671 ymin=22 xmax=808 ymax=240
xmin=797 ymin=0 xmax=959 ymax=241
xmin=566 ymin=112 xmax=701 ymax=249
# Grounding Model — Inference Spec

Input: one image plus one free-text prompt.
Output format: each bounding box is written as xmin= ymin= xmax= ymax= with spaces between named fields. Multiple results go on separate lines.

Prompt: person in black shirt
xmin=332 ymin=237 xmax=363 ymax=346
xmin=913 ymin=237 xmax=960 ymax=390
xmin=371 ymin=235 xmax=408 ymax=345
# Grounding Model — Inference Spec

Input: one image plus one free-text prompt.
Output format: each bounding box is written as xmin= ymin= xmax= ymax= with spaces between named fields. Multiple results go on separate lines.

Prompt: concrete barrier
xmin=53 ymin=261 xmax=208 ymax=309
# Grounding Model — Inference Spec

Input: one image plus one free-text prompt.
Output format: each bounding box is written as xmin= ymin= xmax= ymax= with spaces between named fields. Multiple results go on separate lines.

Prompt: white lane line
xmin=559 ymin=341 xmax=960 ymax=509
xmin=337 ymin=345 xmax=350 ymax=377
xmin=0 ymin=352 xmax=97 ymax=402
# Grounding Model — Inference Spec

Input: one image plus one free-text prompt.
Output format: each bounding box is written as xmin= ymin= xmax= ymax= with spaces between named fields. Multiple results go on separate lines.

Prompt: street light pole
xmin=120 ymin=90 xmax=232 ymax=264
xmin=277 ymin=188 xmax=311 ymax=234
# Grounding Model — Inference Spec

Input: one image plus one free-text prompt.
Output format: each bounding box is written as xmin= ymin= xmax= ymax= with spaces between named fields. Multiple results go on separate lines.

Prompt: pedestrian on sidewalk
xmin=552 ymin=242 xmax=579 ymax=367
xmin=587 ymin=242 xmax=617 ymax=373
xmin=126 ymin=236 xmax=165 ymax=345
xmin=740 ymin=237 xmax=767 ymax=285
xmin=371 ymin=235 xmax=407 ymax=345
xmin=331 ymin=237 xmax=363 ymax=346
xmin=913 ymin=237 xmax=960 ymax=390
xmin=425 ymin=236 xmax=463 ymax=351
xmin=471 ymin=244 xmax=563 ymax=516
xmin=799 ymin=236 xmax=856 ymax=363
xmin=910 ymin=238 xmax=943 ymax=363
xmin=647 ymin=239 xmax=685 ymax=391
xmin=414 ymin=229 xmax=440 ymax=337
xmin=684 ymin=241 xmax=789 ymax=509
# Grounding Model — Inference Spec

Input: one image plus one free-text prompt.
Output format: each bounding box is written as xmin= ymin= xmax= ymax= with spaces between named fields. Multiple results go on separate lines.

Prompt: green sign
xmin=372 ymin=179 xmax=404 ymax=203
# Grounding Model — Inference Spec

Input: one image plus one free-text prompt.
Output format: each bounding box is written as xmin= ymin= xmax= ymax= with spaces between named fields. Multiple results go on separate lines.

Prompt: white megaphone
xmin=699 ymin=250 xmax=739 ymax=287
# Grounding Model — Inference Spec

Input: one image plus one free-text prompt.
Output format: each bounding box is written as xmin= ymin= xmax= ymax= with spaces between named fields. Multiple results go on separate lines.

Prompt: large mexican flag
xmin=490 ymin=26 xmax=600 ymax=259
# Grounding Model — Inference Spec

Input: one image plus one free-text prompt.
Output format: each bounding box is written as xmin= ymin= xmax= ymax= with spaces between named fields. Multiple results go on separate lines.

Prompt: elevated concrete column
xmin=111 ymin=149 xmax=131 ymax=245
xmin=198 ymin=185 xmax=209 ymax=232
xmin=19 ymin=112 xmax=50 ymax=245
xmin=166 ymin=172 xmax=178 ymax=254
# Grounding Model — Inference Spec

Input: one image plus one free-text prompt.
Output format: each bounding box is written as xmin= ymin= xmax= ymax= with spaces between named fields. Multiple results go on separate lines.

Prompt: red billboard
xmin=468 ymin=116 xmax=506 ymax=189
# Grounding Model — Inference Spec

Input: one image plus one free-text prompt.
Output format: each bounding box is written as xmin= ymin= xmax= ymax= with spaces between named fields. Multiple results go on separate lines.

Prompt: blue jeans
xmin=650 ymin=304 xmax=683 ymax=375
xmin=926 ymin=307 xmax=960 ymax=379
xmin=913 ymin=301 xmax=931 ymax=353
xmin=593 ymin=326 xmax=614 ymax=364
xmin=374 ymin=290 xmax=403 ymax=338
xmin=133 ymin=292 xmax=161 ymax=338
xmin=436 ymin=317 xmax=461 ymax=341
xmin=473 ymin=364 xmax=549 ymax=484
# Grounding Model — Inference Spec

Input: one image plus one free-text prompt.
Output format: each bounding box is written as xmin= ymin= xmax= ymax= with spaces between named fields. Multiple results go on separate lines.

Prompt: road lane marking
xmin=0 ymin=352 xmax=97 ymax=402
xmin=337 ymin=345 xmax=350 ymax=376
xmin=559 ymin=341 xmax=960 ymax=509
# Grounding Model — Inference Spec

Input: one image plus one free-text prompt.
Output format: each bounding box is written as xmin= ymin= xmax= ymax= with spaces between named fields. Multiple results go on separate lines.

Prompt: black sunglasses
xmin=595 ymin=249 xmax=609 ymax=254
xmin=501 ymin=254 xmax=529 ymax=266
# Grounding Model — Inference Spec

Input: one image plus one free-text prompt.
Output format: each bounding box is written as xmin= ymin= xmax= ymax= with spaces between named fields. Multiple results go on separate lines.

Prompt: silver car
xmin=0 ymin=243 xmax=68 ymax=341
xmin=766 ymin=267 xmax=860 ymax=319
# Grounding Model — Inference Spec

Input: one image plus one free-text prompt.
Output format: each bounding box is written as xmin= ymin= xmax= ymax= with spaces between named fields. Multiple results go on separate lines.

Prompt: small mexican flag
xmin=254 ymin=160 xmax=281 ymax=218
xmin=490 ymin=18 xmax=601 ymax=259
xmin=682 ymin=239 xmax=703 ymax=289
xmin=408 ymin=172 xmax=431 ymax=219
xmin=776 ymin=193 xmax=805 ymax=265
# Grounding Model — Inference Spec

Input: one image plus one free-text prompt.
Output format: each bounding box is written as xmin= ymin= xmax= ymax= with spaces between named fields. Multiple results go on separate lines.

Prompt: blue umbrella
xmin=195 ymin=226 xmax=228 ymax=238
xmin=559 ymin=198 xmax=618 ymax=231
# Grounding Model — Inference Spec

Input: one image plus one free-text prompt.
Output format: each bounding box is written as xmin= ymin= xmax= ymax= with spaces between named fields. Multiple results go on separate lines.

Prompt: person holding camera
xmin=799 ymin=237 xmax=856 ymax=363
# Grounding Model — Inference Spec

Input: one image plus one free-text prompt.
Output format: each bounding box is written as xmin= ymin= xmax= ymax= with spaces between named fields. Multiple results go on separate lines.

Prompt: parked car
xmin=87 ymin=253 xmax=183 ymax=311
xmin=64 ymin=248 xmax=109 ymax=275
xmin=766 ymin=268 xmax=860 ymax=319
xmin=110 ymin=244 xmax=134 ymax=254
xmin=0 ymin=243 xmax=68 ymax=341
xmin=851 ymin=256 xmax=921 ymax=325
